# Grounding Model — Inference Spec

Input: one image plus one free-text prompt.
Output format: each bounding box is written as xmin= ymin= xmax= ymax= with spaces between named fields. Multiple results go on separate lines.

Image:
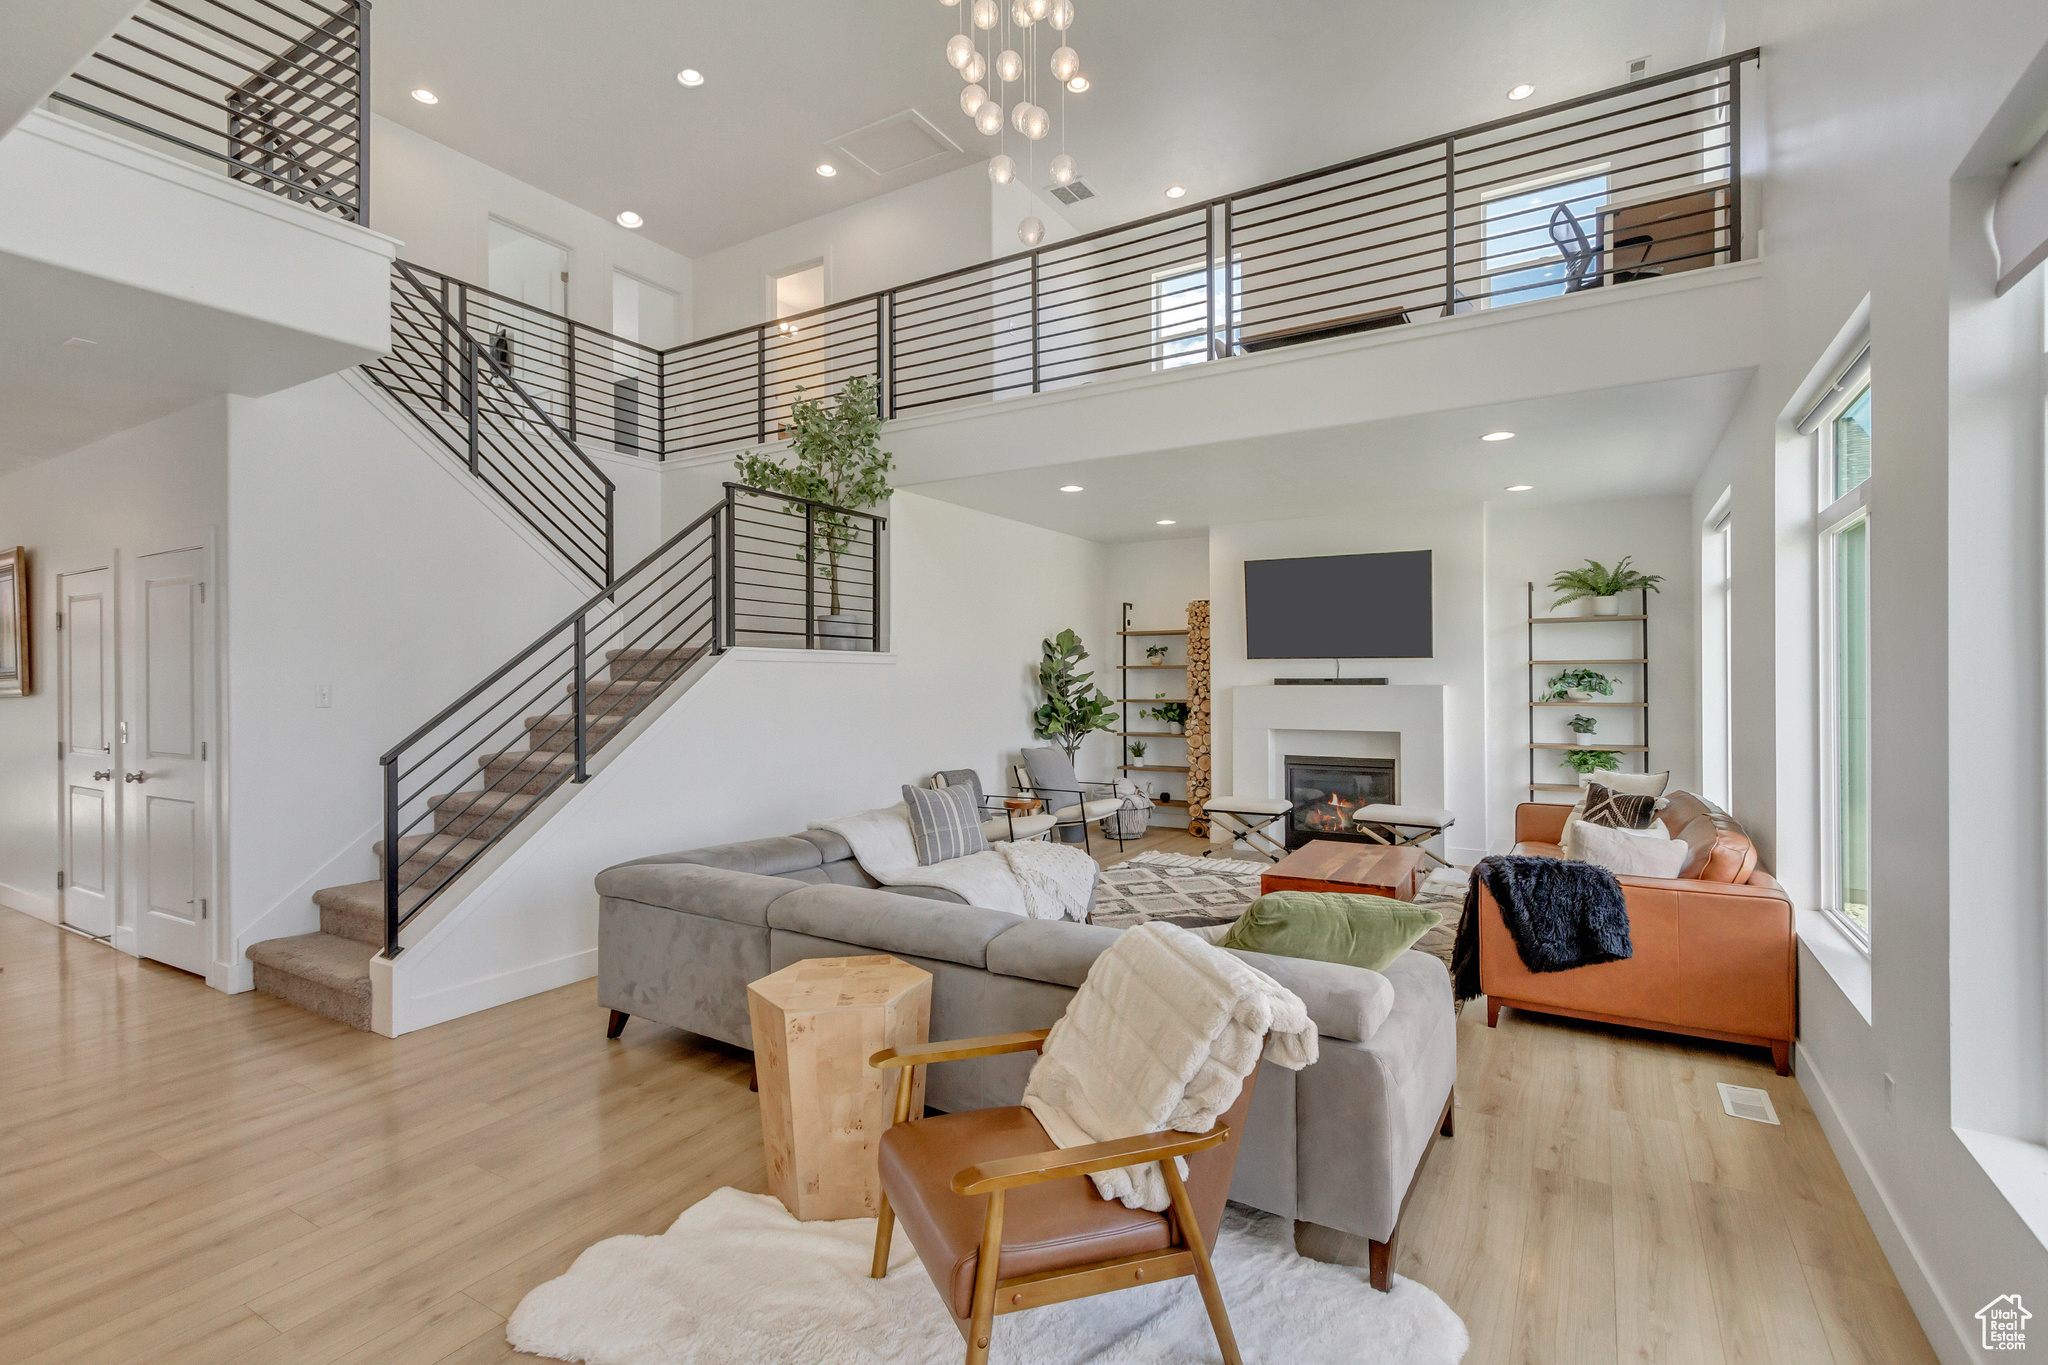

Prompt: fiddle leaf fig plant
xmin=734 ymin=375 xmax=893 ymax=615
xmin=1032 ymin=628 xmax=1118 ymax=762
xmin=1548 ymin=557 xmax=1664 ymax=610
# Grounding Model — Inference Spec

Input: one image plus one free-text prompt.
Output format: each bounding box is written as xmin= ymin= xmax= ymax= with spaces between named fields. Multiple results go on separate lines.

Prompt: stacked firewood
xmin=1187 ymin=599 xmax=1211 ymax=838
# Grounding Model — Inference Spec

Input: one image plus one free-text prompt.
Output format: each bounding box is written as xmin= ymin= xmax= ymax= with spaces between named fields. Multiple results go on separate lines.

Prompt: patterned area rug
xmin=1088 ymin=851 xmax=1270 ymax=929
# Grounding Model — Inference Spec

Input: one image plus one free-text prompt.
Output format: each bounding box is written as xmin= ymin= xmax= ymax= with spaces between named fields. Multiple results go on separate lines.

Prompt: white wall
xmin=691 ymin=164 xmax=992 ymax=338
xmin=383 ymin=491 xmax=1106 ymax=1032
xmin=222 ymin=373 xmax=597 ymax=977
xmin=369 ymin=117 xmax=693 ymax=344
xmin=1708 ymin=3 xmax=2048 ymax=1357
xmin=1101 ymin=536 xmax=1209 ymax=826
xmin=0 ymin=400 xmax=229 ymax=923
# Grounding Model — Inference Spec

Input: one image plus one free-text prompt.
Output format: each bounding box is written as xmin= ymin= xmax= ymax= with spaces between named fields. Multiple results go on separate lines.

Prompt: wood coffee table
xmin=1261 ymin=840 xmax=1424 ymax=901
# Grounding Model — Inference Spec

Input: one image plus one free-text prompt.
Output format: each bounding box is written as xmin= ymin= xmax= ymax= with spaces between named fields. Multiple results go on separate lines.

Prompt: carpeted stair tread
xmin=521 ymin=710 xmax=631 ymax=753
xmin=430 ymin=786 xmax=547 ymax=838
xmin=248 ymin=932 xmax=374 ymax=1030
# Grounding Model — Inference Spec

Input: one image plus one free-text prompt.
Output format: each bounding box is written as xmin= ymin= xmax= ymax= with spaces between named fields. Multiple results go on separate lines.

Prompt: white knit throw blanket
xmin=811 ymin=806 xmax=1093 ymax=921
xmin=1022 ymin=922 xmax=1318 ymax=1211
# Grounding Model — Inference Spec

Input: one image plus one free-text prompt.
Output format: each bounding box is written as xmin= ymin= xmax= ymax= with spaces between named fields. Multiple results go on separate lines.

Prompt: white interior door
xmin=124 ymin=545 xmax=214 ymax=977
xmin=58 ymin=565 xmax=118 ymax=938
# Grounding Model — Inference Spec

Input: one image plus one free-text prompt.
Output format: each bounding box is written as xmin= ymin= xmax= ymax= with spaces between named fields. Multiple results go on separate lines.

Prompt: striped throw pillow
xmin=902 ymin=783 xmax=989 ymax=865
xmin=1581 ymin=781 xmax=1659 ymax=831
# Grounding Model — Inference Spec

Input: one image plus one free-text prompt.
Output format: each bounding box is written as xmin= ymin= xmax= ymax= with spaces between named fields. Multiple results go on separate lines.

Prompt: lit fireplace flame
xmin=1300 ymin=790 xmax=1355 ymax=833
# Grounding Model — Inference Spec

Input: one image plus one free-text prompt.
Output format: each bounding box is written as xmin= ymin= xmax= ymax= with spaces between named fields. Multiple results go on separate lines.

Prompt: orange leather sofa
xmin=1477 ymin=793 xmax=1798 ymax=1074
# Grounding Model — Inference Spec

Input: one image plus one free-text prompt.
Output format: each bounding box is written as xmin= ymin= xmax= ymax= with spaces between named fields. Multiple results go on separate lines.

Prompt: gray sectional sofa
xmin=595 ymin=826 xmax=1457 ymax=1278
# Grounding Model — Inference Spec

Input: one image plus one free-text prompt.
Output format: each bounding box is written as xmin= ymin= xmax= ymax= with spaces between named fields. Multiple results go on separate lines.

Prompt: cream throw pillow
xmin=1571 ymin=819 xmax=1689 ymax=878
xmin=1560 ymin=817 xmax=1675 ymax=861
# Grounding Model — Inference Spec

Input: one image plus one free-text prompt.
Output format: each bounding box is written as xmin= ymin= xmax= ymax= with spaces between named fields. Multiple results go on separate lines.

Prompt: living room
xmin=4 ymin=0 xmax=2048 ymax=1361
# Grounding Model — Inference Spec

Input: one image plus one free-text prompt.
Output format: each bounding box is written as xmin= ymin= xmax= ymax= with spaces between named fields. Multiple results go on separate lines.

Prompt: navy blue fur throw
xmin=1451 ymin=855 xmax=1631 ymax=1002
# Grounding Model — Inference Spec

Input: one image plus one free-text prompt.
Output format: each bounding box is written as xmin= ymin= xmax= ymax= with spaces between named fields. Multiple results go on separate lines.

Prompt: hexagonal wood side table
xmin=746 ymin=954 xmax=932 ymax=1222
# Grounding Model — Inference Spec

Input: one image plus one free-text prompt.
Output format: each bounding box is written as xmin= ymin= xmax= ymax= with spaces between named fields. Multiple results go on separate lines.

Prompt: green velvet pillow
xmin=1220 ymin=891 xmax=1444 ymax=973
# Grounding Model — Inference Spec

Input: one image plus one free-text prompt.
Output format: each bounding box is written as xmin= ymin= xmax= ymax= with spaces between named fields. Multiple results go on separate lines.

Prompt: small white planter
xmin=1593 ymin=595 xmax=1622 ymax=616
xmin=1562 ymin=689 xmax=1595 ymax=702
xmin=815 ymin=613 xmax=866 ymax=651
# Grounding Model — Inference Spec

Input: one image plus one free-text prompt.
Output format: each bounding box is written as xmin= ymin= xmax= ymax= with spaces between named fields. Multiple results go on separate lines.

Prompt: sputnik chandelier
xmin=940 ymin=0 xmax=1084 ymax=246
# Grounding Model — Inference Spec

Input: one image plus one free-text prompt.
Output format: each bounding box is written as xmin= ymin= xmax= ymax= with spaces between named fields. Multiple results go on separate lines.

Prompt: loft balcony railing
xmin=51 ymin=0 xmax=370 ymax=223
xmin=400 ymin=51 xmax=1751 ymax=464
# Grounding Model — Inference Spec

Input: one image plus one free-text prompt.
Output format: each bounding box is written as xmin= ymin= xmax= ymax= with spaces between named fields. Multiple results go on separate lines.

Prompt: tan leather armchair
xmin=1479 ymin=794 xmax=1798 ymax=1074
xmin=868 ymin=1029 xmax=1258 ymax=1365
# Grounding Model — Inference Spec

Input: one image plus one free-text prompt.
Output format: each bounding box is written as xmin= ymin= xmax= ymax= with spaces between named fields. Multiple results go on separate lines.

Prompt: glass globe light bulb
xmin=1018 ymin=215 xmax=1045 ymax=248
xmin=1011 ymin=99 xmax=1030 ymax=133
xmin=1026 ymin=0 xmax=1051 ymax=18
xmin=961 ymin=50 xmax=987 ymax=83
xmin=988 ymin=153 xmax=1015 ymax=185
xmin=1049 ymin=0 xmax=1074 ymax=30
xmin=971 ymin=0 xmax=998 ymax=28
xmin=1049 ymin=152 xmax=1076 ymax=186
xmin=961 ymin=83 xmax=988 ymax=117
xmin=995 ymin=48 xmax=1023 ymax=83
xmin=1050 ymin=45 xmax=1079 ymax=81
xmin=1022 ymin=104 xmax=1050 ymax=140
xmin=1010 ymin=0 xmax=1034 ymax=28
xmin=974 ymin=98 xmax=1005 ymax=135
xmin=941 ymin=0 xmax=960 ymax=6
xmin=946 ymin=34 xmax=974 ymax=69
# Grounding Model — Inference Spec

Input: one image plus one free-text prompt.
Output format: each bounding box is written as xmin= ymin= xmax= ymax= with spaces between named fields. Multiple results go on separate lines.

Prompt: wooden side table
xmin=1260 ymin=840 xmax=1425 ymax=901
xmin=747 ymin=954 xmax=931 ymax=1222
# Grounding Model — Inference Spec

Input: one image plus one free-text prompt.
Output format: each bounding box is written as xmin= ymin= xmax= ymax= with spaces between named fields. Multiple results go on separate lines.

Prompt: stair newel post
xmin=710 ymin=514 xmax=725 ymax=655
xmin=603 ymin=482 xmax=614 ymax=587
xmin=572 ymin=616 xmax=589 ymax=783
xmin=723 ymin=485 xmax=738 ymax=650
xmin=870 ymin=512 xmax=885 ymax=653
xmin=381 ymin=755 xmax=400 ymax=958
xmin=804 ymin=498 xmax=817 ymax=650
xmin=756 ymin=326 xmax=769 ymax=444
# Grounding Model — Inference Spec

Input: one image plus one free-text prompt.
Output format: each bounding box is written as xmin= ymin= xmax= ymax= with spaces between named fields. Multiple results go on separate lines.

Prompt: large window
xmin=1150 ymin=260 xmax=1241 ymax=369
xmin=1481 ymin=168 xmax=1610 ymax=305
xmin=1819 ymin=376 xmax=1873 ymax=945
xmin=1701 ymin=502 xmax=1733 ymax=808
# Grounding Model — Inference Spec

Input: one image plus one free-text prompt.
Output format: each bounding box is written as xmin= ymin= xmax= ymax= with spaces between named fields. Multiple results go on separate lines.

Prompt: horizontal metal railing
xmin=378 ymin=483 xmax=887 ymax=954
xmin=53 ymin=0 xmax=369 ymax=222
xmin=363 ymin=261 xmax=615 ymax=586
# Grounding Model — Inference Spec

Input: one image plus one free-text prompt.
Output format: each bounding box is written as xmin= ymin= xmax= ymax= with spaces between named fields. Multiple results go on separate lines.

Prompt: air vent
xmin=1049 ymin=180 xmax=1096 ymax=205
xmin=1716 ymin=1082 xmax=1780 ymax=1125
xmin=1627 ymin=55 xmax=1651 ymax=81
xmin=825 ymin=111 xmax=961 ymax=177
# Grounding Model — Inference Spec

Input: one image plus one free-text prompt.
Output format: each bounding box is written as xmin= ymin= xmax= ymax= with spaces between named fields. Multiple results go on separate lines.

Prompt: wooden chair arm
xmin=952 ymin=1124 xmax=1232 ymax=1196
xmin=870 ymin=1030 xmax=1051 ymax=1071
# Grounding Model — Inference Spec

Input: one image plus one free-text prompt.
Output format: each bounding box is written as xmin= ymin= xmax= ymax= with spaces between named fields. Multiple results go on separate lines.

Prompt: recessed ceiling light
xmin=1482 ymin=430 xmax=1516 ymax=441
xmin=1156 ymin=519 xmax=1177 ymax=525
xmin=1507 ymin=83 xmax=1536 ymax=101
xmin=1060 ymin=485 xmax=1084 ymax=492
xmin=410 ymin=88 xmax=439 ymax=104
xmin=1506 ymin=484 xmax=1534 ymax=491
xmin=615 ymin=211 xmax=643 ymax=229
xmin=816 ymin=163 xmax=838 ymax=177
xmin=1067 ymin=75 xmax=1089 ymax=93
xmin=1165 ymin=185 xmax=1186 ymax=199
xmin=677 ymin=69 xmax=704 ymax=87
xmin=61 ymin=336 xmax=97 ymax=348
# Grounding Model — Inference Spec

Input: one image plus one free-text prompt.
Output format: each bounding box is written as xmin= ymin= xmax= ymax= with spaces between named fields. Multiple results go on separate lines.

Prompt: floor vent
xmin=1717 ymin=1082 xmax=1780 ymax=1125
xmin=1050 ymin=180 xmax=1096 ymax=205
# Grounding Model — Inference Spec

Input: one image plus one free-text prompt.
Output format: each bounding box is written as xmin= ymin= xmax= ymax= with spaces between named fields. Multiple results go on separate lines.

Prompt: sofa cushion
xmin=1572 ymin=820 xmax=1691 ymax=878
xmin=1581 ymin=782 xmax=1660 ymax=830
xmin=985 ymin=919 xmax=1125 ymax=987
xmin=902 ymin=783 xmax=989 ymax=865
xmin=766 ymin=882 xmax=1017 ymax=969
xmin=793 ymin=828 xmax=856 ymax=864
xmin=593 ymin=861 xmax=799 ymax=928
xmin=613 ymin=836 xmax=825 ymax=879
xmin=1221 ymin=891 xmax=1442 ymax=974
xmin=1660 ymin=792 xmax=1759 ymax=883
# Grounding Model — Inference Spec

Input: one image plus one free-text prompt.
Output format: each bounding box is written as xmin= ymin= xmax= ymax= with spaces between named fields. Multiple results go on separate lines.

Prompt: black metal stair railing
xmin=364 ymin=261 xmax=615 ymax=587
xmin=378 ymin=484 xmax=888 ymax=957
xmin=53 ymin=0 xmax=370 ymax=223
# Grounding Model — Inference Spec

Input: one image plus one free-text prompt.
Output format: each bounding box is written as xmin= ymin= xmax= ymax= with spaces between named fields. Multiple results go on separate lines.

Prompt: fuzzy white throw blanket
xmin=1023 ymin=922 xmax=1318 ymax=1211
xmin=812 ymin=805 xmax=1093 ymax=921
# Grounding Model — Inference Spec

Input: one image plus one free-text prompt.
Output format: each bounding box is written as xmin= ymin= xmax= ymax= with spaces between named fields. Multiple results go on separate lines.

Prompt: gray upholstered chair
xmin=1014 ymin=748 xmax=1127 ymax=852
xmin=931 ymin=769 xmax=1057 ymax=844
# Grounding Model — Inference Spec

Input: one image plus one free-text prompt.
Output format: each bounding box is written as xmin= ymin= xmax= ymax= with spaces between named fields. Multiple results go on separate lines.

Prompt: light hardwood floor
xmin=1 ymin=835 xmax=1939 ymax=1364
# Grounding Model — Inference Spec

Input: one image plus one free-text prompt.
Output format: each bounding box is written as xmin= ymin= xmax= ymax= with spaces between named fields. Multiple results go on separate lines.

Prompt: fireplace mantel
xmin=1231 ymin=683 xmax=1449 ymax=833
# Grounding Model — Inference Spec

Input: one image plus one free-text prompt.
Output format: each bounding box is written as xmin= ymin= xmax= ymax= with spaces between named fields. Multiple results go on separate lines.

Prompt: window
xmin=1700 ymin=501 xmax=1733 ymax=808
xmin=1150 ymin=260 xmax=1240 ymax=370
xmin=1481 ymin=168 xmax=1610 ymax=305
xmin=1818 ymin=375 xmax=1873 ymax=945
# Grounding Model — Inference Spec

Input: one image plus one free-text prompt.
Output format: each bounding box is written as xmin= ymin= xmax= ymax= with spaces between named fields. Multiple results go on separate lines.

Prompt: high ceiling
xmin=371 ymin=0 xmax=1728 ymax=260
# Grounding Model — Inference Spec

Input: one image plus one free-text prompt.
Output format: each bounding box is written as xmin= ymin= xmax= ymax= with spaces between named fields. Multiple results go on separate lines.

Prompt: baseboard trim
xmin=390 ymin=946 xmax=597 ymax=1036
xmin=0 ymin=881 xmax=59 ymax=924
xmin=1796 ymin=1043 xmax=1976 ymax=1364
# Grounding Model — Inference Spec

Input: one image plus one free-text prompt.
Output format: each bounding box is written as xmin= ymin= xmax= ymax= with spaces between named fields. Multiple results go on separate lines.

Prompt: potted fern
xmin=1560 ymin=749 xmax=1623 ymax=775
xmin=735 ymin=375 xmax=893 ymax=650
xmin=1548 ymin=557 xmax=1665 ymax=617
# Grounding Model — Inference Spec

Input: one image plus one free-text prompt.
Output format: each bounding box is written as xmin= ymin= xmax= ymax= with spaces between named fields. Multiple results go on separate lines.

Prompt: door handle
xmin=93 ymin=769 xmax=113 ymax=782
xmin=125 ymin=771 xmax=149 ymax=784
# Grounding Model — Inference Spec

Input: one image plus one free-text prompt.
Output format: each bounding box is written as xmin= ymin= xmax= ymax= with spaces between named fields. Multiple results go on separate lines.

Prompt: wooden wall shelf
xmin=1527 ymin=615 xmax=1648 ymax=623
xmin=1119 ymin=629 xmax=1188 ymax=637
xmin=1528 ymin=583 xmax=1651 ymax=794
xmin=1118 ymin=663 xmax=1186 ymax=669
xmin=1119 ymin=605 xmax=1195 ymax=830
xmin=1120 ymin=764 xmax=1188 ymax=773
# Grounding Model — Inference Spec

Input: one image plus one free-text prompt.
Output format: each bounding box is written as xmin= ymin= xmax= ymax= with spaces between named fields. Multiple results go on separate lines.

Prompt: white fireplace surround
xmin=1230 ymin=684 xmax=1449 ymax=853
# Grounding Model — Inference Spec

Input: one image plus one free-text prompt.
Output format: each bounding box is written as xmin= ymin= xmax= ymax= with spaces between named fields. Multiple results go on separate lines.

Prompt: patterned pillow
xmin=1581 ymin=781 xmax=1659 ymax=831
xmin=901 ymin=783 xmax=989 ymax=865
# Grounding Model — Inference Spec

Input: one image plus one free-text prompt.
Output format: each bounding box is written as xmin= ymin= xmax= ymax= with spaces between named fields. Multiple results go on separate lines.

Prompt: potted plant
xmin=735 ymin=375 xmax=894 ymax=650
xmin=1128 ymin=739 xmax=1148 ymax=762
xmin=1145 ymin=644 xmax=1169 ymax=662
xmin=1033 ymin=628 xmax=1119 ymax=763
xmin=1547 ymin=557 xmax=1665 ymax=617
xmin=1567 ymin=713 xmax=1598 ymax=740
xmin=1559 ymin=749 xmax=1623 ymax=775
xmin=1541 ymin=667 xmax=1614 ymax=703
xmin=1142 ymin=699 xmax=1191 ymax=733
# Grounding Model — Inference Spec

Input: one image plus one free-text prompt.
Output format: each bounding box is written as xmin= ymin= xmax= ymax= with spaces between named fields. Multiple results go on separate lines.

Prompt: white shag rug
xmin=508 ymin=1187 xmax=1468 ymax=1364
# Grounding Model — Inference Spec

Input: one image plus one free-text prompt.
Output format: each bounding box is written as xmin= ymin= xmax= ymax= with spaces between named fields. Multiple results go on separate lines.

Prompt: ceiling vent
xmin=1627 ymin=55 xmax=1651 ymax=81
xmin=825 ymin=111 xmax=961 ymax=177
xmin=1049 ymin=179 xmax=1096 ymax=205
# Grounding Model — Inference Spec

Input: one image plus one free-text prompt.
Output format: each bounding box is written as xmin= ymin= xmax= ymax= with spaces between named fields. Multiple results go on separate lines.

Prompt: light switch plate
xmin=315 ymin=685 xmax=332 ymax=709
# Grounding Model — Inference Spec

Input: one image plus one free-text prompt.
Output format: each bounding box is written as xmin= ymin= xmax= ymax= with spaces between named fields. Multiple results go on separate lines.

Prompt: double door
xmin=56 ymin=544 xmax=216 ymax=978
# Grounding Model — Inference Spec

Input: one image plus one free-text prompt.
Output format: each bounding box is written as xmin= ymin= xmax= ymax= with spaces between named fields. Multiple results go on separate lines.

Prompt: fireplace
xmin=1285 ymin=754 xmax=1397 ymax=849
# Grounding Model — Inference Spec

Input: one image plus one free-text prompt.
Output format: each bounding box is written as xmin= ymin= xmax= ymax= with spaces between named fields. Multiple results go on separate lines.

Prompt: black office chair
xmin=1548 ymin=204 xmax=1603 ymax=293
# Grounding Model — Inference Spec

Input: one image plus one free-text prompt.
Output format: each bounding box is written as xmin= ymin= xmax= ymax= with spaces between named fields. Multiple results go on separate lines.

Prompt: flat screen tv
xmin=1244 ymin=550 xmax=1433 ymax=659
